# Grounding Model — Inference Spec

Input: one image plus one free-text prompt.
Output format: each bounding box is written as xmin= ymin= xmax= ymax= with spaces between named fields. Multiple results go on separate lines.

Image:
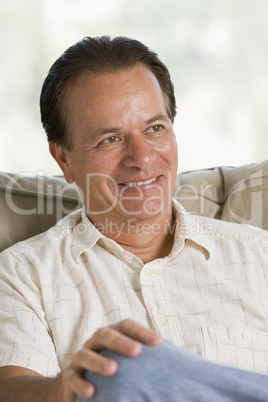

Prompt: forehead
xmin=63 ymin=65 xmax=169 ymax=142
xmin=65 ymin=64 xmax=165 ymax=106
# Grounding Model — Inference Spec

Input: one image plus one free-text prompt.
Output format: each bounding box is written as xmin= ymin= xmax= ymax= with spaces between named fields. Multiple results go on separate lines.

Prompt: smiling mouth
xmin=122 ymin=177 xmax=157 ymax=187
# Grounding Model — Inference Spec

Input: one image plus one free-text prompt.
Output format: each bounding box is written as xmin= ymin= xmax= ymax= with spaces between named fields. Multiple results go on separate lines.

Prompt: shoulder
xmin=176 ymin=196 xmax=268 ymax=247
xmin=202 ymin=216 xmax=268 ymax=244
xmin=0 ymin=208 xmax=83 ymax=264
xmin=175 ymin=199 xmax=268 ymax=255
xmin=192 ymin=215 xmax=268 ymax=257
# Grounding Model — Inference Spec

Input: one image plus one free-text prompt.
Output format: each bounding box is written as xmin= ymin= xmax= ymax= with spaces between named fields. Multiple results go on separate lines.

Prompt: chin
xmin=119 ymin=198 xmax=170 ymax=220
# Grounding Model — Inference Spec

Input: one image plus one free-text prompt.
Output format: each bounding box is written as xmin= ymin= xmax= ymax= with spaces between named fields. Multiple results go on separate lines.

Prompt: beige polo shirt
xmin=1 ymin=200 xmax=268 ymax=377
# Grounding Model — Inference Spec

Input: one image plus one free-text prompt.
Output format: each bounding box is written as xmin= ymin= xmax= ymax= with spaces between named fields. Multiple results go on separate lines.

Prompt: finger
xmin=85 ymin=326 xmax=143 ymax=357
xmin=113 ymin=318 xmax=162 ymax=346
xmin=63 ymin=368 xmax=95 ymax=401
xmin=86 ymin=320 xmax=162 ymax=358
xmin=63 ymin=350 xmax=119 ymax=401
xmin=72 ymin=348 xmax=118 ymax=376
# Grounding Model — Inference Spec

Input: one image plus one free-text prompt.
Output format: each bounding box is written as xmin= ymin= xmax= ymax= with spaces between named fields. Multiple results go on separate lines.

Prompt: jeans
xmin=76 ymin=339 xmax=268 ymax=401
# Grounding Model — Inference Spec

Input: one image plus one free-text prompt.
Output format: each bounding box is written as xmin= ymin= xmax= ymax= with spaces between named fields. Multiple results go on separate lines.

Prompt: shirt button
xmin=143 ymin=267 xmax=152 ymax=276
xmin=242 ymin=330 xmax=251 ymax=342
xmin=157 ymin=315 xmax=167 ymax=325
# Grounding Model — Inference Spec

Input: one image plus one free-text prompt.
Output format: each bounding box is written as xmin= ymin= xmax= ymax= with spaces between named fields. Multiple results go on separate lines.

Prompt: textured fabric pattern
xmin=76 ymin=340 xmax=268 ymax=402
xmin=0 ymin=173 xmax=82 ymax=251
xmin=0 ymin=161 xmax=267 ymax=252
xmin=0 ymin=201 xmax=268 ymax=377
xmin=176 ymin=160 xmax=268 ymax=229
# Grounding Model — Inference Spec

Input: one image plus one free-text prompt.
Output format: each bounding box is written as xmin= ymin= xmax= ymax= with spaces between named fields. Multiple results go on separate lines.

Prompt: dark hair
xmin=40 ymin=36 xmax=176 ymax=150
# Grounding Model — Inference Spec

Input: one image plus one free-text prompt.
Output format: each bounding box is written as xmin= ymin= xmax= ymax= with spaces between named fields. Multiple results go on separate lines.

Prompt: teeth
xmin=124 ymin=177 xmax=157 ymax=187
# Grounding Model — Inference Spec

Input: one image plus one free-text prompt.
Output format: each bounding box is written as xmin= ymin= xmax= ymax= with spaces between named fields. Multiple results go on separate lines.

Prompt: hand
xmin=62 ymin=319 xmax=162 ymax=402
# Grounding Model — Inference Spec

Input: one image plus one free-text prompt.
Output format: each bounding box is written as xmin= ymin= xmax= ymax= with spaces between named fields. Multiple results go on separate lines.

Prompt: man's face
xmin=59 ymin=64 xmax=178 ymax=225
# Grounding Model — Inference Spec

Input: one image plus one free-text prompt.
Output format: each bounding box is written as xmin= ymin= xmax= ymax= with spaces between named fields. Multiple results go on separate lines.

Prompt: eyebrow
xmin=94 ymin=114 xmax=170 ymax=138
xmin=95 ymin=127 xmax=121 ymax=137
xmin=144 ymin=114 xmax=170 ymax=125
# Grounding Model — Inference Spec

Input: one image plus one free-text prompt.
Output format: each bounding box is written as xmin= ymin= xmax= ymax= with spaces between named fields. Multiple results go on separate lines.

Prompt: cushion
xmin=0 ymin=173 xmax=82 ymax=252
xmin=0 ymin=161 xmax=267 ymax=252
xmin=175 ymin=160 xmax=268 ymax=230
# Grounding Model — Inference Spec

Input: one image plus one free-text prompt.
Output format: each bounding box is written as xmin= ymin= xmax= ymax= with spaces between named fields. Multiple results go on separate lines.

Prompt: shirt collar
xmin=71 ymin=207 xmax=126 ymax=262
xmin=71 ymin=201 xmax=214 ymax=263
xmin=171 ymin=199 xmax=214 ymax=260
xmin=71 ymin=207 xmax=104 ymax=262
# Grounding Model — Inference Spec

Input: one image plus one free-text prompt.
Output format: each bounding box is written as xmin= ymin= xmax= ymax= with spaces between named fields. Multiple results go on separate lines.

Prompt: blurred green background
xmin=1 ymin=0 xmax=267 ymax=174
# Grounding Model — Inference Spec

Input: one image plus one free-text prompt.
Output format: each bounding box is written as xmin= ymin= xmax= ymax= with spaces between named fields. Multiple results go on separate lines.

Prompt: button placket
xmin=143 ymin=267 xmax=152 ymax=276
xmin=157 ymin=315 xmax=167 ymax=325
xmin=242 ymin=330 xmax=251 ymax=342
xmin=140 ymin=263 xmax=184 ymax=346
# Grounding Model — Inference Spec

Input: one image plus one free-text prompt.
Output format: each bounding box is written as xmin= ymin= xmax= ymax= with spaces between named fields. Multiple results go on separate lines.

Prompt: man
xmin=0 ymin=36 xmax=268 ymax=402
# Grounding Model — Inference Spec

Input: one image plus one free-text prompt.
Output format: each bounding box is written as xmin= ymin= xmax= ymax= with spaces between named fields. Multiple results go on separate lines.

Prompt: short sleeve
xmin=0 ymin=248 xmax=61 ymax=377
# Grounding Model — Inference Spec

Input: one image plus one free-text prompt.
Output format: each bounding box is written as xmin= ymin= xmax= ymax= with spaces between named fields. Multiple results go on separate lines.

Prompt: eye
xmin=146 ymin=125 xmax=163 ymax=133
xmin=101 ymin=136 xmax=120 ymax=144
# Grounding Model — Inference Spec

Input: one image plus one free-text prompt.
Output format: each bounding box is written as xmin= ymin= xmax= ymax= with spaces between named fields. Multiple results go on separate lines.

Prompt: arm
xmin=0 ymin=367 xmax=63 ymax=402
xmin=0 ymin=319 xmax=162 ymax=402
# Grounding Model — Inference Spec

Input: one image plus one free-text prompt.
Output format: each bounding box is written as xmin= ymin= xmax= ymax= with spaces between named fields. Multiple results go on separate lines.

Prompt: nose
xmin=122 ymin=136 xmax=153 ymax=169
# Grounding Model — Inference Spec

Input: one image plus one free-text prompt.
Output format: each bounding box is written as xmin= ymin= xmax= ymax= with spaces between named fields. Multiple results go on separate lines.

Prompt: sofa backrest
xmin=176 ymin=160 xmax=268 ymax=230
xmin=0 ymin=173 xmax=82 ymax=252
xmin=0 ymin=160 xmax=267 ymax=252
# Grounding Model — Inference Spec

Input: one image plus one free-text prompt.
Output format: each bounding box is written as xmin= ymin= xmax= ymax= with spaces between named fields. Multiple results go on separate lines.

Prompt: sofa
xmin=0 ymin=160 xmax=267 ymax=253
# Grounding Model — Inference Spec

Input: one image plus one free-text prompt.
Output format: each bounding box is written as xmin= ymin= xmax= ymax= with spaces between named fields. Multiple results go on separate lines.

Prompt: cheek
xmin=159 ymin=135 xmax=178 ymax=163
xmin=169 ymin=134 xmax=178 ymax=152
xmin=86 ymin=155 xmax=116 ymax=174
xmin=169 ymin=136 xmax=178 ymax=161
xmin=162 ymin=137 xmax=178 ymax=187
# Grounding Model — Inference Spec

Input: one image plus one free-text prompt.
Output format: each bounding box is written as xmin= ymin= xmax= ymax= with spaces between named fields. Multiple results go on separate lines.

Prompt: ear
xmin=49 ymin=142 xmax=75 ymax=183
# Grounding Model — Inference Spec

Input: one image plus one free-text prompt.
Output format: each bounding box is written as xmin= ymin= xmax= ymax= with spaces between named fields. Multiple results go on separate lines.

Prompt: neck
xmin=91 ymin=212 xmax=177 ymax=264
